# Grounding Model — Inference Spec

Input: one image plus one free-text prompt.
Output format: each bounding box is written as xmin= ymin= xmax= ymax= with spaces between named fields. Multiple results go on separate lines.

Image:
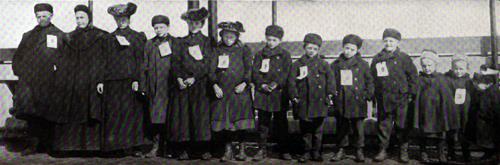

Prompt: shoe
xmin=253 ymin=149 xmax=265 ymax=161
xmin=201 ymin=152 xmax=212 ymax=160
xmin=421 ymin=152 xmax=430 ymax=163
xmin=400 ymin=143 xmax=410 ymax=163
xmin=21 ymin=138 xmax=39 ymax=156
xmin=220 ymin=143 xmax=233 ymax=162
xmin=298 ymin=153 xmax=310 ymax=163
xmin=144 ymin=141 xmax=159 ymax=158
xmin=438 ymin=142 xmax=447 ymax=163
xmin=311 ymin=151 xmax=323 ymax=161
xmin=374 ymin=149 xmax=387 ymax=162
xmin=281 ymin=153 xmax=292 ymax=160
xmin=355 ymin=148 xmax=365 ymax=162
xmin=178 ymin=150 xmax=189 ymax=160
xmin=330 ymin=148 xmax=345 ymax=161
xmin=234 ymin=143 xmax=247 ymax=161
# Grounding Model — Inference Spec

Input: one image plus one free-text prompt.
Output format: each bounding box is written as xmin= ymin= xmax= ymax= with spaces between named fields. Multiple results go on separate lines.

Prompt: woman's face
xmin=222 ymin=31 xmax=238 ymax=46
xmin=187 ymin=20 xmax=204 ymax=33
xmin=75 ymin=11 xmax=89 ymax=28
xmin=114 ymin=16 xmax=130 ymax=29
xmin=342 ymin=43 xmax=358 ymax=59
xmin=153 ymin=23 xmax=169 ymax=37
xmin=304 ymin=43 xmax=320 ymax=57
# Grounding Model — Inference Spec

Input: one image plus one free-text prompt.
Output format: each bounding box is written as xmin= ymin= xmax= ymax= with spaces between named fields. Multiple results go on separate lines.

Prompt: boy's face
xmin=153 ymin=24 xmax=169 ymax=37
xmin=114 ymin=16 xmax=130 ymax=29
xmin=35 ymin=11 xmax=52 ymax=27
xmin=342 ymin=43 xmax=358 ymax=59
xmin=187 ymin=20 xmax=204 ymax=33
xmin=452 ymin=60 xmax=468 ymax=78
xmin=304 ymin=43 xmax=320 ymax=57
xmin=421 ymin=58 xmax=436 ymax=74
xmin=75 ymin=11 xmax=89 ymax=29
xmin=222 ymin=31 xmax=237 ymax=46
xmin=265 ymin=36 xmax=281 ymax=49
xmin=383 ymin=37 xmax=399 ymax=52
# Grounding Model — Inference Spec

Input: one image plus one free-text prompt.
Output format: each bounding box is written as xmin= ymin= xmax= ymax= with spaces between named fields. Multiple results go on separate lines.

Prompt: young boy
xmin=288 ymin=33 xmax=335 ymax=163
xmin=252 ymin=25 xmax=293 ymax=161
xmin=444 ymin=54 xmax=473 ymax=162
xmin=330 ymin=34 xmax=374 ymax=162
xmin=414 ymin=49 xmax=452 ymax=163
xmin=370 ymin=28 xmax=418 ymax=163
xmin=141 ymin=15 xmax=178 ymax=158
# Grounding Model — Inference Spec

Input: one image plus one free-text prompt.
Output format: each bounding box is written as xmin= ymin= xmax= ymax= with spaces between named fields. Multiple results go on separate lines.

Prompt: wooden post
xmin=490 ymin=0 xmax=498 ymax=72
xmin=272 ymin=0 xmax=277 ymax=25
xmin=88 ymin=0 xmax=93 ymax=26
xmin=188 ymin=0 xmax=200 ymax=9
xmin=208 ymin=0 xmax=218 ymax=46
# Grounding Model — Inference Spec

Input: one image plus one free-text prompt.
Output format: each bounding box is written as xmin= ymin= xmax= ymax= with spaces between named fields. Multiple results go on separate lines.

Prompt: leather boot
xmin=298 ymin=152 xmax=310 ymax=163
xmin=330 ymin=148 xmax=345 ymax=161
xmin=253 ymin=145 xmax=266 ymax=161
xmin=400 ymin=143 xmax=410 ymax=163
xmin=355 ymin=148 xmax=365 ymax=162
xmin=438 ymin=141 xmax=447 ymax=163
xmin=220 ymin=143 xmax=233 ymax=162
xmin=21 ymin=137 xmax=39 ymax=156
xmin=145 ymin=136 xmax=159 ymax=158
xmin=374 ymin=149 xmax=387 ymax=162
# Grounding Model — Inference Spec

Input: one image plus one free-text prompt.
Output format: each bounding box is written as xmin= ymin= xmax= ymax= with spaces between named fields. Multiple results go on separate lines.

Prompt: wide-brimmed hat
xmin=108 ymin=2 xmax=137 ymax=17
xmin=181 ymin=7 xmax=209 ymax=21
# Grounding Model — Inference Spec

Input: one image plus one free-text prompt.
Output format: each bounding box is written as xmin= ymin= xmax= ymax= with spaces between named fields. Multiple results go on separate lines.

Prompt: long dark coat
xmin=444 ymin=71 xmax=473 ymax=130
xmin=252 ymin=46 xmax=292 ymax=112
xmin=51 ymin=26 xmax=110 ymax=151
xmin=413 ymin=72 xmax=452 ymax=134
xmin=101 ymin=27 xmax=147 ymax=151
xmin=12 ymin=24 xmax=65 ymax=123
xmin=209 ymin=42 xmax=254 ymax=132
xmin=370 ymin=48 xmax=418 ymax=128
xmin=141 ymin=35 xmax=178 ymax=124
xmin=288 ymin=55 xmax=335 ymax=121
xmin=470 ymin=79 xmax=498 ymax=149
xmin=169 ymin=32 xmax=213 ymax=142
xmin=331 ymin=54 xmax=374 ymax=119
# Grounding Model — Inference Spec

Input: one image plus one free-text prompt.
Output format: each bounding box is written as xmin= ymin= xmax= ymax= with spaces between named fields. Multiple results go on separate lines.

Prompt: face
xmin=342 ymin=43 xmax=359 ymax=59
xmin=383 ymin=37 xmax=399 ymax=52
xmin=114 ymin=16 xmax=130 ymax=29
xmin=304 ymin=43 xmax=320 ymax=57
xmin=75 ymin=11 xmax=89 ymax=29
xmin=153 ymin=24 xmax=169 ymax=37
xmin=187 ymin=20 xmax=204 ymax=33
xmin=222 ymin=31 xmax=238 ymax=46
xmin=421 ymin=58 xmax=436 ymax=74
xmin=452 ymin=60 xmax=468 ymax=78
xmin=35 ymin=11 xmax=52 ymax=27
xmin=265 ymin=36 xmax=281 ymax=49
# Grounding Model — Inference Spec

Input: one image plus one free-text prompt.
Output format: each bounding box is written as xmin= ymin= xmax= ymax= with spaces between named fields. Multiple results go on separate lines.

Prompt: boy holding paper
xmin=251 ymin=25 xmax=293 ymax=161
xmin=288 ymin=33 xmax=335 ymax=163
xmin=370 ymin=28 xmax=418 ymax=163
xmin=330 ymin=34 xmax=374 ymax=162
xmin=141 ymin=15 xmax=179 ymax=158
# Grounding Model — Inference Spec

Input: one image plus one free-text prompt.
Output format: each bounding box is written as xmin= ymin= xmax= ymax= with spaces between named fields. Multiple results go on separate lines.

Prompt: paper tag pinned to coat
xmin=47 ymin=35 xmax=57 ymax=48
xmin=158 ymin=42 xmax=172 ymax=57
xmin=340 ymin=69 xmax=353 ymax=85
xmin=454 ymin=88 xmax=466 ymax=104
xmin=260 ymin=58 xmax=270 ymax=73
xmin=297 ymin=66 xmax=308 ymax=79
xmin=217 ymin=55 xmax=229 ymax=69
xmin=376 ymin=62 xmax=389 ymax=77
xmin=116 ymin=35 xmax=130 ymax=46
xmin=188 ymin=45 xmax=203 ymax=60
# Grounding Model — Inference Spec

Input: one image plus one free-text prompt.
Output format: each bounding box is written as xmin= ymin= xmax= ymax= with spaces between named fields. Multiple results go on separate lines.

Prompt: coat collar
xmin=297 ymin=54 xmax=321 ymax=66
xmin=261 ymin=46 xmax=284 ymax=58
xmin=336 ymin=53 xmax=361 ymax=69
xmin=445 ymin=70 xmax=470 ymax=80
xmin=374 ymin=48 xmax=401 ymax=63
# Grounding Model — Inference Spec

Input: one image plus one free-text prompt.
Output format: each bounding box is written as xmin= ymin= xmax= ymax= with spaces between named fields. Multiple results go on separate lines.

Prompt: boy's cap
xmin=451 ymin=54 xmax=468 ymax=65
xmin=383 ymin=28 xmax=401 ymax=40
xmin=152 ymin=15 xmax=170 ymax=27
xmin=74 ymin=5 xmax=90 ymax=15
xmin=181 ymin=7 xmax=209 ymax=22
xmin=304 ymin=33 xmax=322 ymax=47
xmin=265 ymin=25 xmax=284 ymax=39
xmin=421 ymin=49 xmax=439 ymax=63
xmin=35 ymin=3 xmax=53 ymax=13
xmin=342 ymin=34 xmax=363 ymax=48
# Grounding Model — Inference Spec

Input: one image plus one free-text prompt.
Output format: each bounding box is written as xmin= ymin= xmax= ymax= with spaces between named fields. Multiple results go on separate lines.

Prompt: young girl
xmin=209 ymin=21 xmax=254 ymax=162
xmin=414 ymin=49 xmax=452 ymax=163
xmin=288 ymin=33 xmax=335 ymax=163
xmin=330 ymin=34 xmax=374 ymax=162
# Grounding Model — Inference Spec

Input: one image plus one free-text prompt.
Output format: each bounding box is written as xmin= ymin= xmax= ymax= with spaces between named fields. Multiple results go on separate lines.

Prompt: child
xmin=288 ymin=33 xmax=335 ymax=163
xmin=414 ymin=49 xmax=452 ymax=163
xmin=444 ymin=54 xmax=473 ymax=162
xmin=170 ymin=7 xmax=212 ymax=160
xmin=251 ymin=25 xmax=293 ymax=161
xmin=140 ymin=15 xmax=178 ymax=158
xmin=209 ymin=21 xmax=254 ymax=162
xmin=330 ymin=34 xmax=374 ymax=162
xmin=370 ymin=28 xmax=418 ymax=163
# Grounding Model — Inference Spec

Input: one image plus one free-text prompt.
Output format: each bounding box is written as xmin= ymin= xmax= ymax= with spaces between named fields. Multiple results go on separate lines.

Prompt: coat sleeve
xmin=439 ymin=76 xmax=454 ymax=131
xmin=97 ymin=34 xmax=112 ymax=83
xmin=241 ymin=45 xmax=253 ymax=84
xmin=134 ymin=32 xmax=147 ymax=81
xmin=140 ymin=41 xmax=152 ymax=93
xmin=412 ymin=77 xmax=422 ymax=129
xmin=275 ymin=50 xmax=292 ymax=89
xmin=251 ymin=51 xmax=266 ymax=89
xmin=288 ymin=62 xmax=299 ymax=99
xmin=12 ymin=33 xmax=29 ymax=77
xmin=325 ymin=61 xmax=336 ymax=96
xmin=404 ymin=54 xmax=419 ymax=97
xmin=208 ymin=48 xmax=219 ymax=85
xmin=363 ymin=61 xmax=375 ymax=101
xmin=171 ymin=39 xmax=188 ymax=81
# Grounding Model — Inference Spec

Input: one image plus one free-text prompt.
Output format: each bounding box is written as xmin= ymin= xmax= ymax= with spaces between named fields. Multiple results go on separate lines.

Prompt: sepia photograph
xmin=0 ymin=0 xmax=499 ymax=164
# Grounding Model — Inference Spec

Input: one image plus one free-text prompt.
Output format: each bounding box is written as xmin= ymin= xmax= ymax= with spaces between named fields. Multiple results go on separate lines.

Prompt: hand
xmin=184 ymin=77 xmax=195 ymax=86
xmin=269 ymin=82 xmax=278 ymax=90
xmin=292 ymin=98 xmax=300 ymax=104
xmin=97 ymin=83 xmax=104 ymax=94
xmin=261 ymin=84 xmax=273 ymax=93
xmin=214 ymin=84 xmax=223 ymax=99
xmin=178 ymin=78 xmax=187 ymax=90
xmin=328 ymin=94 xmax=334 ymax=106
xmin=235 ymin=82 xmax=247 ymax=94
xmin=132 ymin=81 xmax=139 ymax=92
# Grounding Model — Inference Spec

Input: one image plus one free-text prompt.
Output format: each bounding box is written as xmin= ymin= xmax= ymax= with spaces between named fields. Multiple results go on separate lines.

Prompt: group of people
xmin=10 ymin=2 xmax=500 ymax=163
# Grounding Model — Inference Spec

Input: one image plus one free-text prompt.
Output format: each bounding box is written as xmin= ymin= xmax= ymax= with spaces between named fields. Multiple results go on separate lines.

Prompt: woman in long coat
xmin=140 ymin=15 xmax=178 ymax=158
xmin=52 ymin=5 xmax=109 ymax=151
xmin=169 ymin=7 xmax=213 ymax=160
xmin=209 ymin=21 xmax=254 ymax=162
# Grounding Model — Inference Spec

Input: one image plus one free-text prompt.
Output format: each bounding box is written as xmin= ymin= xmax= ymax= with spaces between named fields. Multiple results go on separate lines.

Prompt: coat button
xmin=277 ymin=56 xmax=280 ymax=59
xmin=394 ymin=61 xmax=397 ymax=64
xmin=316 ymin=74 xmax=320 ymax=77
xmin=318 ymin=85 xmax=322 ymax=89
xmin=277 ymin=69 xmax=281 ymax=72
xmin=354 ymin=78 xmax=358 ymax=81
